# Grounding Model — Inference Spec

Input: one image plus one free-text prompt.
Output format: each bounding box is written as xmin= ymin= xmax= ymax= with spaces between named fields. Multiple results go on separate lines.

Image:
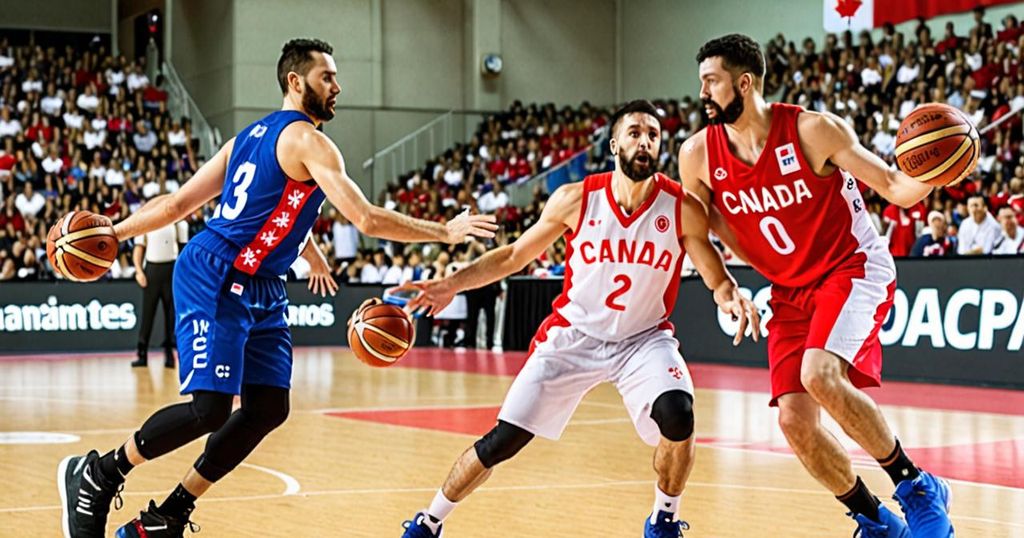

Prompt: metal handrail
xmin=362 ymin=111 xmax=453 ymax=170
xmin=979 ymin=103 xmax=1024 ymax=135
xmin=161 ymin=61 xmax=222 ymax=158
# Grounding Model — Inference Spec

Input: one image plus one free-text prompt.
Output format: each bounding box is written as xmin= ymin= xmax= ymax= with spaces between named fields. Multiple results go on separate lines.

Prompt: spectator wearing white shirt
xmin=15 ymin=182 xmax=44 ymax=218
xmin=167 ymin=120 xmax=187 ymax=147
xmin=993 ymin=206 xmax=1024 ymax=255
xmin=127 ymin=65 xmax=149 ymax=92
xmin=105 ymin=160 xmax=126 ymax=187
xmin=895 ymin=50 xmax=920 ymax=85
xmin=40 ymin=83 xmax=64 ymax=116
xmin=76 ymin=84 xmax=99 ymax=112
xmin=41 ymin=146 xmax=63 ymax=175
xmin=957 ymin=195 xmax=1001 ymax=255
xmin=359 ymin=249 xmax=387 ymax=283
xmin=62 ymin=102 xmax=84 ymax=130
xmin=21 ymin=69 xmax=42 ymax=94
xmin=381 ymin=253 xmax=407 ymax=285
xmin=476 ymin=181 xmax=509 ymax=213
xmin=84 ymin=122 xmax=106 ymax=151
xmin=0 ymin=107 xmax=21 ymax=138
xmin=860 ymin=57 xmax=882 ymax=88
xmin=133 ymin=121 xmax=157 ymax=153
xmin=331 ymin=211 xmax=359 ymax=264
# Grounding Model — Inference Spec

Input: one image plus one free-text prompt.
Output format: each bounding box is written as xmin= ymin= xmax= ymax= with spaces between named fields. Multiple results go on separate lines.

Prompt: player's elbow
xmin=351 ymin=206 xmax=380 ymax=236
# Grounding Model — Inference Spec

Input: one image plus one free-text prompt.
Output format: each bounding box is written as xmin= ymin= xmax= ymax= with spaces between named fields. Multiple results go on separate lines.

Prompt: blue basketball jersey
xmin=195 ymin=110 xmax=326 ymax=277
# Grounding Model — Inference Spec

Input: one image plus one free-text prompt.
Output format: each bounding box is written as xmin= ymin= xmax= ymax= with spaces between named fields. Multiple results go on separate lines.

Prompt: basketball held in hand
xmin=895 ymin=103 xmax=979 ymax=187
xmin=348 ymin=302 xmax=415 ymax=367
xmin=46 ymin=211 xmax=118 ymax=282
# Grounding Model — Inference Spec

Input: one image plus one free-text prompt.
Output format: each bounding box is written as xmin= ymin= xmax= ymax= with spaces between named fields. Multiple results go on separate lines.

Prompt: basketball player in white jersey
xmin=396 ymin=100 xmax=760 ymax=538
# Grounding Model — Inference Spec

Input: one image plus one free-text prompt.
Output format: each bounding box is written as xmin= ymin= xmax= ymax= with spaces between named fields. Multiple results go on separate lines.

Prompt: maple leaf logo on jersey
xmin=273 ymin=212 xmax=291 ymax=228
xmin=655 ymin=215 xmax=670 ymax=233
xmin=835 ymin=0 xmax=861 ymax=18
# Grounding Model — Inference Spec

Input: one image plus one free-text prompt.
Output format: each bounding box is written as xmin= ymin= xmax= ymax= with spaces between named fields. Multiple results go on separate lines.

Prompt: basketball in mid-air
xmin=46 ymin=211 xmax=118 ymax=282
xmin=895 ymin=103 xmax=979 ymax=187
xmin=348 ymin=302 xmax=415 ymax=367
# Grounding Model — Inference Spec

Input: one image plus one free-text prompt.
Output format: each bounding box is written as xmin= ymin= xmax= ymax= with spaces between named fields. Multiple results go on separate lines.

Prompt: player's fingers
xmin=471 ymin=214 xmax=498 ymax=223
xmin=327 ymin=278 xmax=338 ymax=296
xmin=734 ymin=307 xmax=748 ymax=346
xmin=470 ymin=226 xmax=496 ymax=238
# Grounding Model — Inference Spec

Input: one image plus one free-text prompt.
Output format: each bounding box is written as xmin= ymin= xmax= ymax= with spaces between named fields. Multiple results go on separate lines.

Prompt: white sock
xmin=424 ymin=489 xmax=457 ymax=532
xmin=652 ymin=484 xmax=680 ymax=521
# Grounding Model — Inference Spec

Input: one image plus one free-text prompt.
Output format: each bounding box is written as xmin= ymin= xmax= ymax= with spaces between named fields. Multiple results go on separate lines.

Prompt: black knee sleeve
xmin=473 ymin=420 xmax=534 ymax=469
xmin=195 ymin=385 xmax=290 ymax=482
xmin=134 ymin=391 xmax=233 ymax=460
xmin=650 ymin=390 xmax=694 ymax=442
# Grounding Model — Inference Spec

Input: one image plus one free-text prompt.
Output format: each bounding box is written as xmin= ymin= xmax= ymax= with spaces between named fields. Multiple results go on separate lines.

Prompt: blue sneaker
xmin=894 ymin=471 xmax=954 ymax=537
xmin=850 ymin=505 xmax=910 ymax=537
xmin=644 ymin=510 xmax=690 ymax=538
xmin=401 ymin=512 xmax=442 ymax=538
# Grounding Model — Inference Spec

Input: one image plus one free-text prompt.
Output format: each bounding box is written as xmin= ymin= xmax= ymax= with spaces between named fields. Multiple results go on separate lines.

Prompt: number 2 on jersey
xmin=605 ymin=274 xmax=632 ymax=311
xmin=217 ymin=161 xmax=257 ymax=220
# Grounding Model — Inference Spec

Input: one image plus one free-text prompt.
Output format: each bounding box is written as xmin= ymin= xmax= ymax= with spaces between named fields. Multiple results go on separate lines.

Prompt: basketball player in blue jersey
xmin=56 ymin=38 xmax=497 ymax=538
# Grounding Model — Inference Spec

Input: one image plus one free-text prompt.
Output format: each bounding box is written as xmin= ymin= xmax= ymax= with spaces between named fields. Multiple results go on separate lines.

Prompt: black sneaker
xmin=163 ymin=347 xmax=176 ymax=369
xmin=115 ymin=500 xmax=200 ymax=537
xmin=131 ymin=346 xmax=148 ymax=368
xmin=58 ymin=450 xmax=123 ymax=538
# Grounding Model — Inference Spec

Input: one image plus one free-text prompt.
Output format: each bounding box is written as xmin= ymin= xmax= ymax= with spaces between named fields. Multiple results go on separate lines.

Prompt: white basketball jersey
xmin=552 ymin=173 xmax=686 ymax=341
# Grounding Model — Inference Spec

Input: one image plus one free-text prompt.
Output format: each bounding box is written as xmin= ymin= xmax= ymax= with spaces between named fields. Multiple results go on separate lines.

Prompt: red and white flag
xmin=824 ymin=0 xmax=1020 ymax=33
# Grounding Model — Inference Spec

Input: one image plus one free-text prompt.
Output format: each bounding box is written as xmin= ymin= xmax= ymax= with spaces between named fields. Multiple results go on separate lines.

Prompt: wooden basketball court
xmin=2 ymin=347 xmax=1022 ymax=537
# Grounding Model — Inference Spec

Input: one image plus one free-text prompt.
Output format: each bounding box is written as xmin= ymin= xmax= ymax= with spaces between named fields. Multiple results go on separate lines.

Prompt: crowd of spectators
xmin=0 ymin=36 xmax=196 ymax=282
xmin=4 ymin=8 xmax=1024 ymax=287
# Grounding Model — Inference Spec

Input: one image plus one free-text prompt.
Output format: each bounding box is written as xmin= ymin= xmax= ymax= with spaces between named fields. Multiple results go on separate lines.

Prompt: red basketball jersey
xmin=706 ymin=103 xmax=888 ymax=288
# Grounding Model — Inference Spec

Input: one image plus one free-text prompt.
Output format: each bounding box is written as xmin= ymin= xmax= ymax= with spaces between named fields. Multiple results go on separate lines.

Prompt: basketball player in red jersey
xmin=396 ymin=100 xmax=760 ymax=538
xmin=679 ymin=34 xmax=953 ymax=537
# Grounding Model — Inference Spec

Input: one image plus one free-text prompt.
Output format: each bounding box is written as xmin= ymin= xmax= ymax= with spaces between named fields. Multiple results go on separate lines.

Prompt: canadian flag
xmin=823 ymin=0 xmax=873 ymax=32
xmin=823 ymin=0 xmax=1020 ymax=33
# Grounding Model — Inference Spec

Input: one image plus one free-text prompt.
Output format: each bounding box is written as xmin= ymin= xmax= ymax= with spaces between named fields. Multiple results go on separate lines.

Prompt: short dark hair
xmin=277 ymin=38 xmax=333 ymax=94
xmin=609 ymin=100 xmax=661 ymax=136
xmin=696 ymin=34 xmax=766 ymax=82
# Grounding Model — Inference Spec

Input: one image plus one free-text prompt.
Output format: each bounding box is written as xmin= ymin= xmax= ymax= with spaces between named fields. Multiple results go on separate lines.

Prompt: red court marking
xmin=327 ymin=405 xmax=499 ymax=436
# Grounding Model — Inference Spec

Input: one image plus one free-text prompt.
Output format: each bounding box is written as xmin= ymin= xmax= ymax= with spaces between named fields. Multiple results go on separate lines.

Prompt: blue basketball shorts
xmin=172 ymin=242 xmax=292 ymax=395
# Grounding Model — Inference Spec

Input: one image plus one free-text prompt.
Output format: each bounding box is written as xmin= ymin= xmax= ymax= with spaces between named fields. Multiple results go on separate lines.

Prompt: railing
xmin=978 ymin=103 xmax=1024 ymax=135
xmin=506 ymin=126 xmax=609 ymax=207
xmin=362 ymin=111 xmax=455 ymax=196
xmin=161 ymin=61 xmax=222 ymax=159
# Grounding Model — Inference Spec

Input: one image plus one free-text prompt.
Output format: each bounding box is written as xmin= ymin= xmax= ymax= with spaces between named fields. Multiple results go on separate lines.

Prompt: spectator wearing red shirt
xmin=1009 ymin=177 xmax=1024 ymax=227
xmin=883 ymin=202 xmax=925 ymax=257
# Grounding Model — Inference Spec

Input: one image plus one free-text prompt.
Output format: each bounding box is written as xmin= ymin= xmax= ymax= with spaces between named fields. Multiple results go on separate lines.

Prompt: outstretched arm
xmin=400 ymin=183 xmax=581 ymax=315
xmin=811 ymin=112 xmax=932 ymax=208
xmin=296 ymin=127 xmax=496 ymax=244
xmin=113 ymin=138 xmax=234 ymax=241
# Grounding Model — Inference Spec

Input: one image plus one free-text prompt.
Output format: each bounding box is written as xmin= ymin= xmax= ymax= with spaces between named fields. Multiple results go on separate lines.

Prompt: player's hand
xmin=348 ymin=297 xmax=382 ymax=330
xmin=715 ymin=285 xmax=760 ymax=346
xmin=395 ymin=279 xmax=456 ymax=317
xmin=307 ymin=264 xmax=338 ymax=298
xmin=135 ymin=271 xmax=147 ymax=288
xmin=444 ymin=208 xmax=498 ymax=244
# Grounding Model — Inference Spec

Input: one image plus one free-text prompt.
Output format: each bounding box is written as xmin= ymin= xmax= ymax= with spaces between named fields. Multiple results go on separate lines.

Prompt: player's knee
xmin=190 ymin=391 xmax=233 ymax=432
xmin=473 ymin=420 xmax=534 ymax=469
xmin=799 ymin=352 xmax=842 ymax=396
xmin=650 ymin=390 xmax=694 ymax=442
xmin=241 ymin=385 xmax=290 ymax=435
xmin=777 ymin=401 xmax=815 ymax=443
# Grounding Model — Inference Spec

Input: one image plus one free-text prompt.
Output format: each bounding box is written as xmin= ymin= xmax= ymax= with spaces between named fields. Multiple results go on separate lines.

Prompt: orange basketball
xmin=46 ymin=211 xmax=118 ymax=282
xmin=895 ymin=103 xmax=979 ymax=187
xmin=348 ymin=303 xmax=415 ymax=367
